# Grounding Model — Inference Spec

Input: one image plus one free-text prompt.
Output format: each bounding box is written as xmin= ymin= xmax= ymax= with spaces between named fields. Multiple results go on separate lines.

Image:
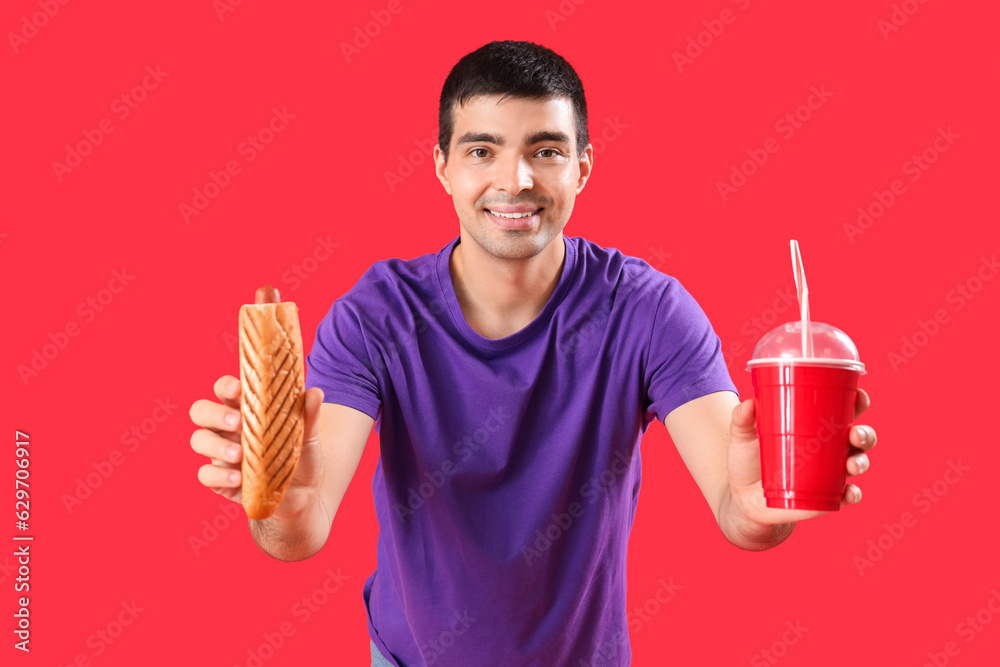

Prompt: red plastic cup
xmin=747 ymin=321 xmax=865 ymax=512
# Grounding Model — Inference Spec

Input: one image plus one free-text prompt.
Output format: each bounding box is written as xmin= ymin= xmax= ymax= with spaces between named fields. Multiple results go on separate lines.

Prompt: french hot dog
xmin=238 ymin=285 xmax=305 ymax=520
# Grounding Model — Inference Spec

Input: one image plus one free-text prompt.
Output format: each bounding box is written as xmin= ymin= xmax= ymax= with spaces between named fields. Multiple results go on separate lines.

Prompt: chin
xmin=460 ymin=211 xmax=563 ymax=256
xmin=488 ymin=233 xmax=555 ymax=259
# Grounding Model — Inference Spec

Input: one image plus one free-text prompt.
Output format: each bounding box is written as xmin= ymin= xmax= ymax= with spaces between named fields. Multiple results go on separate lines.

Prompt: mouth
xmin=484 ymin=207 xmax=543 ymax=229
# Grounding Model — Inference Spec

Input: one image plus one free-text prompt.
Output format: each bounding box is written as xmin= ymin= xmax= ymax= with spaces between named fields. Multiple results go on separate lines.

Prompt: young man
xmin=190 ymin=41 xmax=877 ymax=666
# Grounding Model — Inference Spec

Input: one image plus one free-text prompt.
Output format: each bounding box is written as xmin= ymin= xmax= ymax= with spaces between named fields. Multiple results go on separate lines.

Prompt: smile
xmin=486 ymin=209 xmax=542 ymax=219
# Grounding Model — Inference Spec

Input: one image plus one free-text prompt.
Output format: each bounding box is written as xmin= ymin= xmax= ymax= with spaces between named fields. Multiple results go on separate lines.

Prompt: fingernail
xmin=226 ymin=445 xmax=240 ymax=461
xmin=858 ymin=427 xmax=868 ymax=444
xmin=229 ymin=471 xmax=240 ymax=484
xmin=858 ymin=455 xmax=869 ymax=474
xmin=226 ymin=412 xmax=239 ymax=427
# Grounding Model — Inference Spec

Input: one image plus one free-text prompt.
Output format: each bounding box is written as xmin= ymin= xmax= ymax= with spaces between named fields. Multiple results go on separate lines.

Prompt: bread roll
xmin=238 ymin=285 xmax=305 ymax=520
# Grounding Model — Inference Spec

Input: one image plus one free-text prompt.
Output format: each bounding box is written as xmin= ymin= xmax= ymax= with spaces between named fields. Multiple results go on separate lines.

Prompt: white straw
xmin=790 ymin=240 xmax=812 ymax=357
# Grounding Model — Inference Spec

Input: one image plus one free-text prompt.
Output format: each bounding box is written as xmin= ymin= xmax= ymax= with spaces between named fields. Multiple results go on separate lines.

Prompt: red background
xmin=4 ymin=0 xmax=999 ymax=665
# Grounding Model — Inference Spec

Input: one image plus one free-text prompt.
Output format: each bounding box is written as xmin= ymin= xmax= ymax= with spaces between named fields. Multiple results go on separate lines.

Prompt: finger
xmin=214 ymin=375 xmax=242 ymax=410
xmin=849 ymin=424 xmax=877 ymax=451
xmin=841 ymin=483 xmax=862 ymax=505
xmin=729 ymin=398 xmax=758 ymax=443
xmin=853 ymin=388 xmax=871 ymax=420
xmin=846 ymin=452 xmax=870 ymax=477
xmin=190 ymin=429 xmax=243 ymax=464
xmin=189 ymin=398 xmax=242 ymax=434
xmin=197 ymin=463 xmax=241 ymax=489
xmin=303 ymin=387 xmax=325 ymax=442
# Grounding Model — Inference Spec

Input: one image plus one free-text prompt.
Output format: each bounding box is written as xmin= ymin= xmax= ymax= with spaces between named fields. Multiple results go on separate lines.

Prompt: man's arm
xmin=663 ymin=390 xmax=876 ymax=551
xmin=249 ymin=401 xmax=375 ymax=561
xmin=663 ymin=391 xmax=795 ymax=551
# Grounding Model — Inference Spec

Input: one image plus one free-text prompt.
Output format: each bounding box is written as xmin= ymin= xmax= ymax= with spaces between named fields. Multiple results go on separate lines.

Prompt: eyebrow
xmin=455 ymin=130 xmax=572 ymax=148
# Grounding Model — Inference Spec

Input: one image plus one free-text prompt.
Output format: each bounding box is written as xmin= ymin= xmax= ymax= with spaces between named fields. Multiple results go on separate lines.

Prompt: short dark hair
xmin=437 ymin=40 xmax=589 ymax=163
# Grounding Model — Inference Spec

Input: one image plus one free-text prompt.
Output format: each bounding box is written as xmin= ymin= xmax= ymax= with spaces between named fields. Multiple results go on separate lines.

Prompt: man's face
xmin=434 ymin=94 xmax=593 ymax=260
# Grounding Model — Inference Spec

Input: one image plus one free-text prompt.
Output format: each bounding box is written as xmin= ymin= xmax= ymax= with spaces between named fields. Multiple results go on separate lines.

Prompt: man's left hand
xmin=727 ymin=388 xmax=877 ymax=526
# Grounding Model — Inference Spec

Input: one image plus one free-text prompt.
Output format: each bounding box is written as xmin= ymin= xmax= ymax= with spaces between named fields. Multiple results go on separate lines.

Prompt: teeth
xmin=488 ymin=209 xmax=538 ymax=219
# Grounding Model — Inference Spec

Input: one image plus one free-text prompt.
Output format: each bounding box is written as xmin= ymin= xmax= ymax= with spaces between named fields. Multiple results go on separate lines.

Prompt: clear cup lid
xmin=746 ymin=321 xmax=865 ymax=373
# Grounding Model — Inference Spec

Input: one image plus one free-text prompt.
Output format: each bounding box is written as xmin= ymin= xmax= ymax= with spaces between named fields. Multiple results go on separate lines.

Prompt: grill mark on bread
xmin=239 ymin=299 xmax=305 ymax=520
xmin=269 ymin=346 xmax=291 ymax=389
xmin=267 ymin=443 xmax=292 ymax=484
xmin=272 ymin=460 xmax=294 ymax=493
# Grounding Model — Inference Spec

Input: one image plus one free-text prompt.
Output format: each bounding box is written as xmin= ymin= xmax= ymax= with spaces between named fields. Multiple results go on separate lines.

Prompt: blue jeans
xmin=371 ymin=640 xmax=395 ymax=667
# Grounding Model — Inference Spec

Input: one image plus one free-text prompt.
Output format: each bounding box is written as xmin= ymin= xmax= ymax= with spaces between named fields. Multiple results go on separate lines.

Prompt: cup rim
xmin=746 ymin=357 xmax=866 ymax=373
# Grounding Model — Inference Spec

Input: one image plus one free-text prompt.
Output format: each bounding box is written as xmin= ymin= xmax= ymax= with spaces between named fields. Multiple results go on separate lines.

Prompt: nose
xmin=493 ymin=151 xmax=533 ymax=195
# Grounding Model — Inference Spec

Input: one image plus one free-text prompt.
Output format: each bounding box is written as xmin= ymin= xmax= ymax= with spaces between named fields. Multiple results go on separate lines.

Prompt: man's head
xmin=436 ymin=41 xmax=590 ymax=163
xmin=433 ymin=41 xmax=593 ymax=261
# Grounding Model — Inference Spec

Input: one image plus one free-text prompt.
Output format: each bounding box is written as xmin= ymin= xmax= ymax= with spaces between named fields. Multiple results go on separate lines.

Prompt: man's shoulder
xmin=343 ymin=238 xmax=449 ymax=300
xmin=569 ymin=234 xmax=675 ymax=299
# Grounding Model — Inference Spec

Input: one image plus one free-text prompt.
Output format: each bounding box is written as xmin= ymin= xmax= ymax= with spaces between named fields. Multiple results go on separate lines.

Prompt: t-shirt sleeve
xmin=644 ymin=278 xmax=738 ymax=426
xmin=305 ymin=297 xmax=382 ymax=422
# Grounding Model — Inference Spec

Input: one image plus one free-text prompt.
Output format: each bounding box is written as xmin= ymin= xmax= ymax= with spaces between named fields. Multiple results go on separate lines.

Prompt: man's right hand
xmin=189 ymin=375 xmax=326 ymax=520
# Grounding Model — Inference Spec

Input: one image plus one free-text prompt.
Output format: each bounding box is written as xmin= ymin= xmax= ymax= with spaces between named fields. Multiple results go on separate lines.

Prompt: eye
xmin=537 ymin=148 xmax=562 ymax=158
xmin=470 ymin=148 xmax=490 ymax=158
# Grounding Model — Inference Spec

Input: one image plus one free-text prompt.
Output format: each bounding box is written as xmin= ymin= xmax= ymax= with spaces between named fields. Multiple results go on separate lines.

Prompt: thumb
xmin=289 ymin=387 xmax=325 ymax=492
xmin=303 ymin=387 xmax=325 ymax=446
xmin=730 ymin=398 xmax=759 ymax=444
xmin=728 ymin=397 xmax=764 ymax=494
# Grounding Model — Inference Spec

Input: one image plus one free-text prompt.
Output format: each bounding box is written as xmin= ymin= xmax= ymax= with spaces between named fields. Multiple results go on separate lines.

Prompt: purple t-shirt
xmin=305 ymin=234 xmax=737 ymax=666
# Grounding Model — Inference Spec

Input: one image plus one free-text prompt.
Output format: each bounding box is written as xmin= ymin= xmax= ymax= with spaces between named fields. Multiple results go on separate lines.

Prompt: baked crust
xmin=238 ymin=302 xmax=305 ymax=520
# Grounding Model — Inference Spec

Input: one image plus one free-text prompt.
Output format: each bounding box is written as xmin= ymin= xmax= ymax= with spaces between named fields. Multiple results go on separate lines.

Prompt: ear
xmin=576 ymin=143 xmax=594 ymax=194
xmin=434 ymin=144 xmax=452 ymax=195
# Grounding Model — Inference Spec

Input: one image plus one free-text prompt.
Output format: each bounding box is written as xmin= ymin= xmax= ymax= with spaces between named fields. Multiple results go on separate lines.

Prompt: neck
xmin=449 ymin=234 xmax=566 ymax=337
